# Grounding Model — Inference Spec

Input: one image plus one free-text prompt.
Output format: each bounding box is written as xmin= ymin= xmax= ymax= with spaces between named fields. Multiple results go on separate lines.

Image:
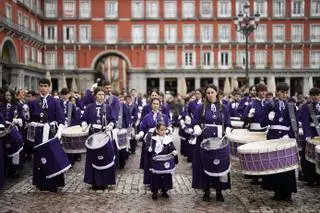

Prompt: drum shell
xmin=27 ymin=123 xmax=37 ymax=142
xmin=4 ymin=127 xmax=23 ymax=156
xmin=114 ymin=129 xmax=128 ymax=150
xmin=33 ymin=137 xmax=71 ymax=179
xmin=151 ymin=154 xmax=175 ymax=174
xmin=305 ymin=137 xmax=320 ymax=163
xmin=316 ymin=145 xmax=320 ymax=175
xmin=200 ymin=138 xmax=230 ymax=176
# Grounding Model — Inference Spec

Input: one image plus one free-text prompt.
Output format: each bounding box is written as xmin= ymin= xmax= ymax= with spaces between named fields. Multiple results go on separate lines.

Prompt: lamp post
xmin=233 ymin=1 xmax=260 ymax=87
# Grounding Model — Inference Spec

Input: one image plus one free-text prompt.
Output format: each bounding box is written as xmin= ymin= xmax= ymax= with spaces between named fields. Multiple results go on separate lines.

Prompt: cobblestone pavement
xmin=1 ymin=129 xmax=320 ymax=213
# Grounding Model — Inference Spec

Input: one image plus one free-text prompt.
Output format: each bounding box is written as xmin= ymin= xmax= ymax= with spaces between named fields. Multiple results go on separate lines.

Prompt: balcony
xmin=17 ymin=0 xmax=43 ymax=17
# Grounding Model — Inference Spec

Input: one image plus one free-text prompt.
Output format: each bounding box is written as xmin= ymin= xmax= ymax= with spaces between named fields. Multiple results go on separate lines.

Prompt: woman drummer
xmin=135 ymin=98 xmax=172 ymax=185
xmin=191 ymin=84 xmax=231 ymax=202
xmin=81 ymin=87 xmax=116 ymax=190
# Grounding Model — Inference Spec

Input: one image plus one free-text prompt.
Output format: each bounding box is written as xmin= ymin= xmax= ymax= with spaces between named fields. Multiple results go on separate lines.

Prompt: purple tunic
xmin=237 ymin=96 xmax=252 ymax=118
xmin=243 ymin=98 xmax=268 ymax=131
xmin=140 ymin=104 xmax=170 ymax=121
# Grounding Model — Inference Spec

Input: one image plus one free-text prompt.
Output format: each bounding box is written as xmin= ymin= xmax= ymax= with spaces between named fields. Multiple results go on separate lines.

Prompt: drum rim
xmin=316 ymin=145 xmax=320 ymax=153
xmin=34 ymin=137 xmax=59 ymax=149
xmin=306 ymin=137 xmax=320 ymax=145
xmin=237 ymin=138 xmax=297 ymax=154
xmin=152 ymin=154 xmax=175 ymax=161
xmin=200 ymin=137 xmax=229 ymax=150
xmin=240 ymin=164 xmax=298 ymax=175
xmin=85 ymin=132 xmax=109 ymax=149
xmin=62 ymin=125 xmax=89 ymax=137
xmin=227 ymin=134 xmax=266 ymax=144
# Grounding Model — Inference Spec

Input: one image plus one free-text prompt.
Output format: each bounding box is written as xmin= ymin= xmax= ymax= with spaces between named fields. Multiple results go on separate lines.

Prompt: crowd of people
xmin=0 ymin=78 xmax=319 ymax=204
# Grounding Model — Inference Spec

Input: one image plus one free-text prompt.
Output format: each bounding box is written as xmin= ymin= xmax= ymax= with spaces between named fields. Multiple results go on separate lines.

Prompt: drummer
xmin=124 ymin=95 xmax=139 ymax=155
xmin=29 ymin=78 xmax=66 ymax=192
xmin=0 ymin=112 xmax=7 ymax=189
xmin=228 ymin=91 xmax=242 ymax=121
xmin=238 ymin=85 xmax=256 ymax=117
xmin=191 ymin=84 xmax=231 ymax=202
xmin=261 ymin=82 xmax=297 ymax=201
xmin=81 ymin=87 xmax=116 ymax=190
xmin=147 ymin=122 xmax=178 ymax=200
xmin=300 ymin=87 xmax=320 ymax=186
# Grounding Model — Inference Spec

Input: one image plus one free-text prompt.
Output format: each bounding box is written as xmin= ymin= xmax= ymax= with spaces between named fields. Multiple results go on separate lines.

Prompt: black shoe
xmin=202 ymin=190 xmax=210 ymax=202
xmin=161 ymin=191 xmax=169 ymax=198
xmin=307 ymin=181 xmax=316 ymax=187
xmin=49 ymin=187 xmax=58 ymax=193
xmin=152 ymin=192 xmax=158 ymax=200
xmin=250 ymin=178 xmax=262 ymax=185
xmin=282 ymin=194 xmax=292 ymax=202
xmin=92 ymin=185 xmax=99 ymax=190
xmin=216 ymin=191 xmax=224 ymax=202
xmin=272 ymin=193 xmax=282 ymax=201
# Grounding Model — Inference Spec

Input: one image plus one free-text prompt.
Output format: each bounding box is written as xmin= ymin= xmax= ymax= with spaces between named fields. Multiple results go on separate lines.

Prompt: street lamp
xmin=233 ymin=1 xmax=260 ymax=87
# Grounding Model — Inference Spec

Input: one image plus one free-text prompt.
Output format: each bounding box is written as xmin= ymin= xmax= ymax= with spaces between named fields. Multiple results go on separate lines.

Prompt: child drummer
xmin=147 ymin=122 xmax=178 ymax=200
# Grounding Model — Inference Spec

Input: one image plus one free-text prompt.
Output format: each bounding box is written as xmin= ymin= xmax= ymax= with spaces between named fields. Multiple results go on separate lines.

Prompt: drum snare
xmin=61 ymin=125 xmax=89 ymax=153
xmin=305 ymin=137 xmax=320 ymax=163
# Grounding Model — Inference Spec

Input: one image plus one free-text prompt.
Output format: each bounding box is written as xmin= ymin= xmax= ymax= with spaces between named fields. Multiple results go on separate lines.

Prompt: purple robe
xmin=237 ymin=96 xmax=252 ymax=118
xmin=140 ymin=104 xmax=170 ymax=121
xmin=243 ymin=98 xmax=268 ymax=131
xmin=228 ymin=101 xmax=241 ymax=118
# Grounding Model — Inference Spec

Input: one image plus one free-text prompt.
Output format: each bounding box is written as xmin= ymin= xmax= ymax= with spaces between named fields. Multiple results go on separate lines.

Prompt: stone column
xmin=11 ymin=69 xmax=25 ymax=90
xmin=213 ymin=78 xmax=219 ymax=87
xmin=303 ymin=77 xmax=310 ymax=96
xmin=195 ymin=77 xmax=200 ymax=89
xmin=249 ymin=77 xmax=254 ymax=87
xmin=285 ymin=77 xmax=291 ymax=96
xmin=159 ymin=77 xmax=165 ymax=93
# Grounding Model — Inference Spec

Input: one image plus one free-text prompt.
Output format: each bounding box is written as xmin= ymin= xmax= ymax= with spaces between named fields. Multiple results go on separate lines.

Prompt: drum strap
xmin=308 ymin=103 xmax=320 ymax=136
xmin=288 ymin=102 xmax=298 ymax=138
xmin=117 ymin=103 xmax=123 ymax=128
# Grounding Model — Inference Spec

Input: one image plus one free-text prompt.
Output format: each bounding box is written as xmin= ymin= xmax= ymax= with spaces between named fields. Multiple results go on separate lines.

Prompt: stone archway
xmin=0 ymin=37 xmax=18 ymax=88
xmin=93 ymin=51 xmax=131 ymax=92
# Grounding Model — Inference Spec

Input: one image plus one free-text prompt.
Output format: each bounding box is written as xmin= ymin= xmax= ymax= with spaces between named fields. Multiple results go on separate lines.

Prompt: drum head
xmin=227 ymin=130 xmax=266 ymax=144
xmin=307 ymin=137 xmax=320 ymax=146
xmin=316 ymin=145 xmax=320 ymax=154
xmin=200 ymin=137 xmax=228 ymax=150
xmin=153 ymin=154 xmax=174 ymax=161
xmin=85 ymin=132 xmax=109 ymax=149
xmin=63 ymin=125 xmax=89 ymax=137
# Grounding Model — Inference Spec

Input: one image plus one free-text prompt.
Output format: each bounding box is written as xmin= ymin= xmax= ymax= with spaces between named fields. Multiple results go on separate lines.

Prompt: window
xmin=219 ymin=24 xmax=230 ymax=42
xmin=164 ymin=1 xmax=177 ymax=18
xmin=183 ymin=25 xmax=195 ymax=43
xmin=292 ymin=0 xmax=304 ymax=17
xmin=45 ymin=25 xmax=57 ymax=43
xmin=105 ymin=1 xmax=118 ymax=18
xmin=311 ymin=24 xmax=320 ymax=41
xmin=165 ymin=51 xmax=177 ymax=69
xmin=291 ymin=51 xmax=303 ymax=68
xmin=218 ymin=0 xmax=231 ymax=17
xmin=132 ymin=0 xmax=144 ymax=18
xmin=310 ymin=51 xmax=320 ymax=68
xmin=63 ymin=0 xmax=76 ymax=18
xmin=24 ymin=46 xmax=29 ymax=64
xmin=80 ymin=0 xmax=91 ymax=18
xmin=255 ymin=51 xmax=266 ymax=69
xmin=164 ymin=25 xmax=177 ymax=43
xmin=237 ymin=51 xmax=249 ymax=69
xmin=63 ymin=25 xmax=76 ymax=43
xmin=17 ymin=11 xmax=23 ymax=26
xmin=37 ymin=23 xmax=42 ymax=36
xmin=64 ymin=52 xmax=76 ymax=69
xmin=146 ymin=1 xmax=159 ymax=18
xmin=80 ymin=25 xmax=91 ymax=43
xmin=219 ymin=51 xmax=231 ymax=69
xmin=291 ymin=24 xmax=303 ymax=42
xmin=311 ymin=0 xmax=320 ymax=16
xmin=273 ymin=0 xmax=285 ymax=17
xmin=236 ymin=0 xmax=246 ymax=16
xmin=201 ymin=25 xmax=213 ymax=43
xmin=5 ymin=4 xmax=12 ymax=20
xmin=132 ymin=25 xmax=143 ymax=43
xmin=273 ymin=51 xmax=285 ymax=68
xmin=105 ymin=25 xmax=118 ymax=43
xmin=254 ymin=0 xmax=267 ymax=18
xmin=254 ymin=24 xmax=266 ymax=42
xmin=37 ymin=50 xmax=42 ymax=64
xmin=237 ymin=31 xmax=246 ymax=42
xmin=273 ymin=25 xmax=285 ymax=42
xmin=182 ymin=1 xmax=195 ymax=18
xmin=45 ymin=2 xmax=57 ymax=17
xmin=202 ymin=51 xmax=213 ymax=68
xmin=45 ymin=52 xmax=56 ymax=69
xmin=30 ymin=19 xmax=35 ymax=32
xmin=200 ymin=1 xmax=213 ymax=18
xmin=23 ymin=15 xmax=29 ymax=29
xmin=183 ymin=51 xmax=195 ymax=68
xmin=147 ymin=25 xmax=159 ymax=43
xmin=147 ymin=51 xmax=158 ymax=69
xmin=31 ymin=48 xmax=36 ymax=62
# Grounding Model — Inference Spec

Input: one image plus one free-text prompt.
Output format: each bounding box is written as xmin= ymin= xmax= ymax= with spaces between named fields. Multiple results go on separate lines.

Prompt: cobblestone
xmin=0 ymin=129 xmax=320 ymax=212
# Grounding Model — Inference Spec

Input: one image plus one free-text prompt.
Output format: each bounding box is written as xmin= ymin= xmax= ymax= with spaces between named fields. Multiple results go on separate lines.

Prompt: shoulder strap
xmin=67 ymin=102 xmax=73 ymax=127
xmin=218 ymin=103 xmax=225 ymax=136
xmin=287 ymin=102 xmax=298 ymax=137
xmin=308 ymin=103 xmax=320 ymax=136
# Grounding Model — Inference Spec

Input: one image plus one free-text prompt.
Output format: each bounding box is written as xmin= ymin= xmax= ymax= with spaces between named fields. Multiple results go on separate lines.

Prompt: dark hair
xmin=249 ymin=86 xmax=256 ymax=92
xmin=204 ymin=84 xmax=218 ymax=99
xmin=27 ymin=90 xmax=36 ymax=96
xmin=5 ymin=89 xmax=18 ymax=105
xmin=156 ymin=122 xmax=167 ymax=129
xmin=309 ymin=87 xmax=320 ymax=96
xmin=39 ymin=78 xmax=51 ymax=86
xmin=102 ymin=80 xmax=111 ymax=87
xmin=276 ymin=82 xmax=289 ymax=92
xmin=93 ymin=87 xmax=104 ymax=96
xmin=151 ymin=97 xmax=161 ymax=104
xmin=60 ymin=88 xmax=70 ymax=95
xmin=124 ymin=95 xmax=132 ymax=100
xmin=255 ymin=83 xmax=267 ymax=92
xmin=150 ymin=89 xmax=160 ymax=96
xmin=266 ymin=92 xmax=274 ymax=97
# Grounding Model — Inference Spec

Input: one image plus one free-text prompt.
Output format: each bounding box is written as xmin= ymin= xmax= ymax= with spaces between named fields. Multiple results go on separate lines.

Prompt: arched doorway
xmin=93 ymin=51 xmax=130 ymax=93
xmin=1 ymin=38 xmax=18 ymax=88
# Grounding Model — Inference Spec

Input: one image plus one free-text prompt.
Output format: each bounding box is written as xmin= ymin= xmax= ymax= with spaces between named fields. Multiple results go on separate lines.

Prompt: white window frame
xmin=44 ymin=25 xmax=57 ymax=43
xmin=236 ymin=0 xmax=247 ymax=16
xmin=164 ymin=1 xmax=177 ymax=18
xmin=273 ymin=0 xmax=285 ymax=17
xmin=79 ymin=25 xmax=91 ymax=43
xmin=146 ymin=25 xmax=159 ymax=43
xmin=201 ymin=24 xmax=213 ymax=43
xmin=183 ymin=51 xmax=196 ymax=69
xmin=219 ymin=24 xmax=230 ymax=42
xmin=182 ymin=0 xmax=195 ymax=19
xmin=147 ymin=51 xmax=159 ymax=69
xmin=63 ymin=25 xmax=76 ymax=43
xmin=273 ymin=24 xmax=285 ymax=42
xmin=37 ymin=22 xmax=42 ymax=36
xmin=291 ymin=24 xmax=303 ymax=42
xmin=164 ymin=25 xmax=177 ymax=43
xmin=30 ymin=19 xmax=35 ymax=32
xmin=236 ymin=50 xmax=249 ymax=69
xmin=64 ymin=52 xmax=76 ymax=70
xmin=200 ymin=0 xmax=213 ymax=18
xmin=310 ymin=24 xmax=320 ymax=42
xmin=183 ymin=24 xmax=195 ymax=43
xmin=254 ymin=50 xmax=266 ymax=69
xmin=273 ymin=50 xmax=285 ymax=68
xmin=37 ymin=50 xmax=42 ymax=64
xmin=45 ymin=1 xmax=57 ymax=18
xmin=23 ymin=15 xmax=29 ymax=29
xmin=146 ymin=1 xmax=159 ymax=18
xmin=105 ymin=1 xmax=118 ymax=18
xmin=237 ymin=31 xmax=246 ymax=42
xmin=80 ymin=0 xmax=91 ymax=18
xmin=218 ymin=0 xmax=231 ymax=18
xmin=45 ymin=51 xmax=57 ymax=69
xmin=132 ymin=25 xmax=144 ymax=43
xmin=132 ymin=0 xmax=144 ymax=18
xmin=17 ymin=11 xmax=23 ymax=26
xmin=201 ymin=51 xmax=214 ymax=69
xmin=165 ymin=50 xmax=177 ymax=69
xmin=310 ymin=50 xmax=320 ymax=68
xmin=311 ymin=0 xmax=320 ymax=16
xmin=254 ymin=0 xmax=267 ymax=18
xmin=218 ymin=50 xmax=232 ymax=69
xmin=291 ymin=0 xmax=304 ymax=17
xmin=254 ymin=24 xmax=266 ymax=42
xmin=31 ymin=47 xmax=36 ymax=63
xmin=291 ymin=50 xmax=303 ymax=69
xmin=24 ymin=46 xmax=29 ymax=65
xmin=5 ymin=3 xmax=12 ymax=20
xmin=63 ymin=0 xmax=76 ymax=18
xmin=105 ymin=25 xmax=118 ymax=44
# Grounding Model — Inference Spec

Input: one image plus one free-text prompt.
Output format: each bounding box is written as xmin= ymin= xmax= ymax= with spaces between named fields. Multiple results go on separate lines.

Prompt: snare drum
xmin=315 ymin=145 xmax=320 ymax=175
xmin=33 ymin=137 xmax=71 ymax=179
xmin=151 ymin=154 xmax=175 ymax=174
xmin=230 ymin=117 xmax=244 ymax=129
xmin=27 ymin=122 xmax=37 ymax=142
xmin=237 ymin=139 xmax=298 ymax=175
xmin=4 ymin=126 xmax=23 ymax=157
xmin=85 ymin=132 xmax=115 ymax=170
xmin=200 ymin=137 xmax=230 ymax=177
xmin=226 ymin=129 xmax=266 ymax=159
xmin=306 ymin=137 xmax=320 ymax=163
xmin=113 ymin=128 xmax=129 ymax=150
xmin=61 ymin=125 xmax=89 ymax=153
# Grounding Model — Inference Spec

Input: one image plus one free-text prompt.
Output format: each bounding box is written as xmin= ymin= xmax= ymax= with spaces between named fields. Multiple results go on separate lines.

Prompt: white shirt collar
xmin=151 ymin=135 xmax=172 ymax=145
